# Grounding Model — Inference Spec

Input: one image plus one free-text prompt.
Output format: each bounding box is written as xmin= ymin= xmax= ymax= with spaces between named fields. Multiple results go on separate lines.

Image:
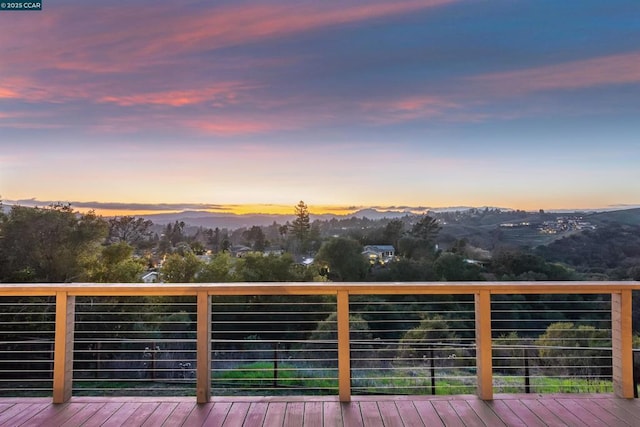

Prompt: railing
xmin=0 ymin=282 xmax=638 ymax=403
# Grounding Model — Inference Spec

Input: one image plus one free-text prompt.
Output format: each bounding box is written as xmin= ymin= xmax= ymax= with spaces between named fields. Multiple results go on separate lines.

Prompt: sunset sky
xmin=1 ymin=0 xmax=639 ymax=215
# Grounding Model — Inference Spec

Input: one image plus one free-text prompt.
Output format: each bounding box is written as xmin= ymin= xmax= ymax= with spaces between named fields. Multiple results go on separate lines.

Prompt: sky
xmin=1 ymin=0 xmax=639 ymax=216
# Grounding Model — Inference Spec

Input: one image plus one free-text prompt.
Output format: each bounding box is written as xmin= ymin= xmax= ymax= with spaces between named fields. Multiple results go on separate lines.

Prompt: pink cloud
xmin=97 ymin=83 xmax=254 ymax=107
xmin=473 ymin=51 xmax=640 ymax=94
xmin=360 ymin=95 xmax=459 ymax=124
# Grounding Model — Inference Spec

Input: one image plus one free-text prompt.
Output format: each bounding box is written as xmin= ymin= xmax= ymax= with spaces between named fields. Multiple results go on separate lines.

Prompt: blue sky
xmin=1 ymin=0 xmax=639 ymax=215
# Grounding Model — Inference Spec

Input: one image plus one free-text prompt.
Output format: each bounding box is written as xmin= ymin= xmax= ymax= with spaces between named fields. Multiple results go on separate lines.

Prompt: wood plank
xmin=555 ymin=398 xmax=608 ymax=427
xmin=101 ymin=402 xmax=143 ymax=427
xmin=160 ymin=401 xmax=196 ymax=427
xmin=203 ymin=401 xmax=232 ymax=427
xmin=31 ymin=402 xmax=85 ymax=426
xmin=222 ymin=402 xmax=250 ymax=427
xmin=303 ymin=401 xmax=323 ymax=427
xmin=486 ymin=400 xmax=529 ymax=427
xmin=81 ymin=401 xmax=126 ymax=427
xmin=181 ymin=402 xmax=215 ymax=426
xmin=263 ymin=402 xmax=287 ymax=427
xmin=1 ymin=395 xmax=640 ymax=427
xmin=341 ymin=402 xmax=364 ymax=427
xmin=377 ymin=401 xmax=403 ymax=427
xmin=122 ymin=402 xmax=161 ymax=426
xmin=431 ymin=401 xmax=464 ymax=427
xmin=359 ymin=401 xmax=383 ymax=427
xmin=591 ymin=397 xmax=640 ymax=424
xmin=284 ymin=402 xmax=305 ymax=427
xmin=395 ymin=400 xmax=425 ymax=427
xmin=572 ymin=397 xmax=633 ymax=426
xmin=465 ymin=398 xmax=507 ymax=427
xmin=141 ymin=402 xmax=178 ymax=427
xmin=413 ymin=400 xmax=444 ymax=427
xmin=244 ymin=402 xmax=268 ymax=427
xmin=323 ymin=401 xmax=344 ymax=427
xmin=449 ymin=399 xmax=485 ymax=427
xmin=502 ymin=399 xmax=546 ymax=427
xmin=1 ymin=403 xmax=50 ymax=426
xmin=537 ymin=398 xmax=588 ymax=426
xmin=518 ymin=399 xmax=566 ymax=427
xmin=60 ymin=402 xmax=106 ymax=426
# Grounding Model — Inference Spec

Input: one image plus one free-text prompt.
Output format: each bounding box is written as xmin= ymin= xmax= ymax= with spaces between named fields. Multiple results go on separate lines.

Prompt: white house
xmin=362 ymin=245 xmax=396 ymax=264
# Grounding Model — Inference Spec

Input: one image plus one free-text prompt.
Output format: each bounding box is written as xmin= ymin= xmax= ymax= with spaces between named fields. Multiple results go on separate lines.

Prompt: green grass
xmin=0 ymin=364 xmax=624 ymax=397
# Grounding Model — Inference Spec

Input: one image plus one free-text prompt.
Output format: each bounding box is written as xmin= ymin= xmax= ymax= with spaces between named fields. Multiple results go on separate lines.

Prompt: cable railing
xmin=0 ymin=282 xmax=638 ymax=403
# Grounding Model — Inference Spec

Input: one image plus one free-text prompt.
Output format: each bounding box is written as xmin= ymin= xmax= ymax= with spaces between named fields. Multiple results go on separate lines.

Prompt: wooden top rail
xmin=0 ymin=281 xmax=639 ymax=296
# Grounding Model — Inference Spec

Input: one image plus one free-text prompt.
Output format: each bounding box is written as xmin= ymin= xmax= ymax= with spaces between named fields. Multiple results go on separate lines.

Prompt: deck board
xmin=263 ymin=401 xmax=287 ymax=427
xmin=244 ymin=401 xmax=268 ymax=427
xmin=160 ymin=401 xmax=195 ymax=427
xmin=431 ymin=401 xmax=464 ymax=426
xmin=302 ymin=401 xmax=323 ymax=427
xmin=502 ymin=399 xmax=546 ymax=427
xmin=1 ymin=394 xmax=639 ymax=426
xmin=413 ymin=400 xmax=445 ymax=426
xmin=569 ymin=398 xmax=632 ymax=426
xmin=359 ymin=401 xmax=383 ymax=427
xmin=181 ymin=402 xmax=215 ymax=426
xmin=323 ymin=401 xmax=343 ymax=427
xmin=205 ymin=401 xmax=233 ymax=427
xmin=395 ymin=400 xmax=425 ymax=427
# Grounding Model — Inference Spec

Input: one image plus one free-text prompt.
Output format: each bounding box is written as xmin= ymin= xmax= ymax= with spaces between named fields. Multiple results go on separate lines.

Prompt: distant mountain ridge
xmin=136 ymin=206 xmax=520 ymax=229
xmin=139 ymin=206 xmax=640 ymax=230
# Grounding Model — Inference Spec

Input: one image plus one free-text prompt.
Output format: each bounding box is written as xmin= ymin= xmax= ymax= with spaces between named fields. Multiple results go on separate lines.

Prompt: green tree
xmin=83 ymin=242 xmax=146 ymax=283
xmin=397 ymin=215 xmax=441 ymax=260
xmin=198 ymin=252 xmax=237 ymax=282
xmin=161 ymin=252 xmax=203 ymax=282
xmin=305 ymin=312 xmax=373 ymax=368
xmin=0 ymin=204 xmax=108 ymax=282
xmin=433 ymin=253 xmax=483 ymax=281
xmin=243 ymin=225 xmax=267 ymax=251
xmin=107 ymin=216 xmax=153 ymax=247
xmin=411 ymin=215 xmax=441 ymax=242
xmin=235 ymin=252 xmax=297 ymax=282
xmin=397 ymin=315 xmax=463 ymax=366
xmin=535 ymin=322 xmax=610 ymax=376
xmin=315 ymin=237 xmax=368 ymax=281
xmin=382 ymin=219 xmax=404 ymax=248
xmin=290 ymin=201 xmax=310 ymax=253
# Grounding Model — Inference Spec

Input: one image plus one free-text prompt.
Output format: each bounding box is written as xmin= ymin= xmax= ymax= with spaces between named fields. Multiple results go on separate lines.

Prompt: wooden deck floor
xmin=1 ymin=394 xmax=639 ymax=426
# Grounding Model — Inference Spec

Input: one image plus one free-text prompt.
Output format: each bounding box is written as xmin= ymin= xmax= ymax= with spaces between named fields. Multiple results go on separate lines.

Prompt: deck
xmin=1 ymin=394 xmax=639 ymax=426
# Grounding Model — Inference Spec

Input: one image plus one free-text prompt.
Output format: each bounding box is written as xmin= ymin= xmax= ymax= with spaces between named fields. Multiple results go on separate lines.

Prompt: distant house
xmin=230 ymin=245 xmax=253 ymax=258
xmin=141 ymin=271 xmax=160 ymax=283
xmin=362 ymin=245 xmax=396 ymax=264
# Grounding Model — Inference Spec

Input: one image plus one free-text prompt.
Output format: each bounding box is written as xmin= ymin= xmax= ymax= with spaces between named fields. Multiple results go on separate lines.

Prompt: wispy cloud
xmin=472 ymin=51 xmax=640 ymax=94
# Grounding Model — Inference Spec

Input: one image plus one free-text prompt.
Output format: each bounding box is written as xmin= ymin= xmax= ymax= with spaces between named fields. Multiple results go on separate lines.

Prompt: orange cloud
xmin=473 ymin=51 xmax=640 ymax=94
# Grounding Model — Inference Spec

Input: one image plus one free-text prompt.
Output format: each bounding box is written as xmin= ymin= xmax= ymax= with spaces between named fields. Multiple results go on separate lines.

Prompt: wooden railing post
xmin=612 ymin=289 xmax=634 ymax=398
xmin=475 ymin=290 xmax=493 ymax=400
xmin=196 ymin=291 xmax=212 ymax=403
xmin=53 ymin=291 xmax=75 ymax=403
xmin=337 ymin=290 xmax=351 ymax=402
